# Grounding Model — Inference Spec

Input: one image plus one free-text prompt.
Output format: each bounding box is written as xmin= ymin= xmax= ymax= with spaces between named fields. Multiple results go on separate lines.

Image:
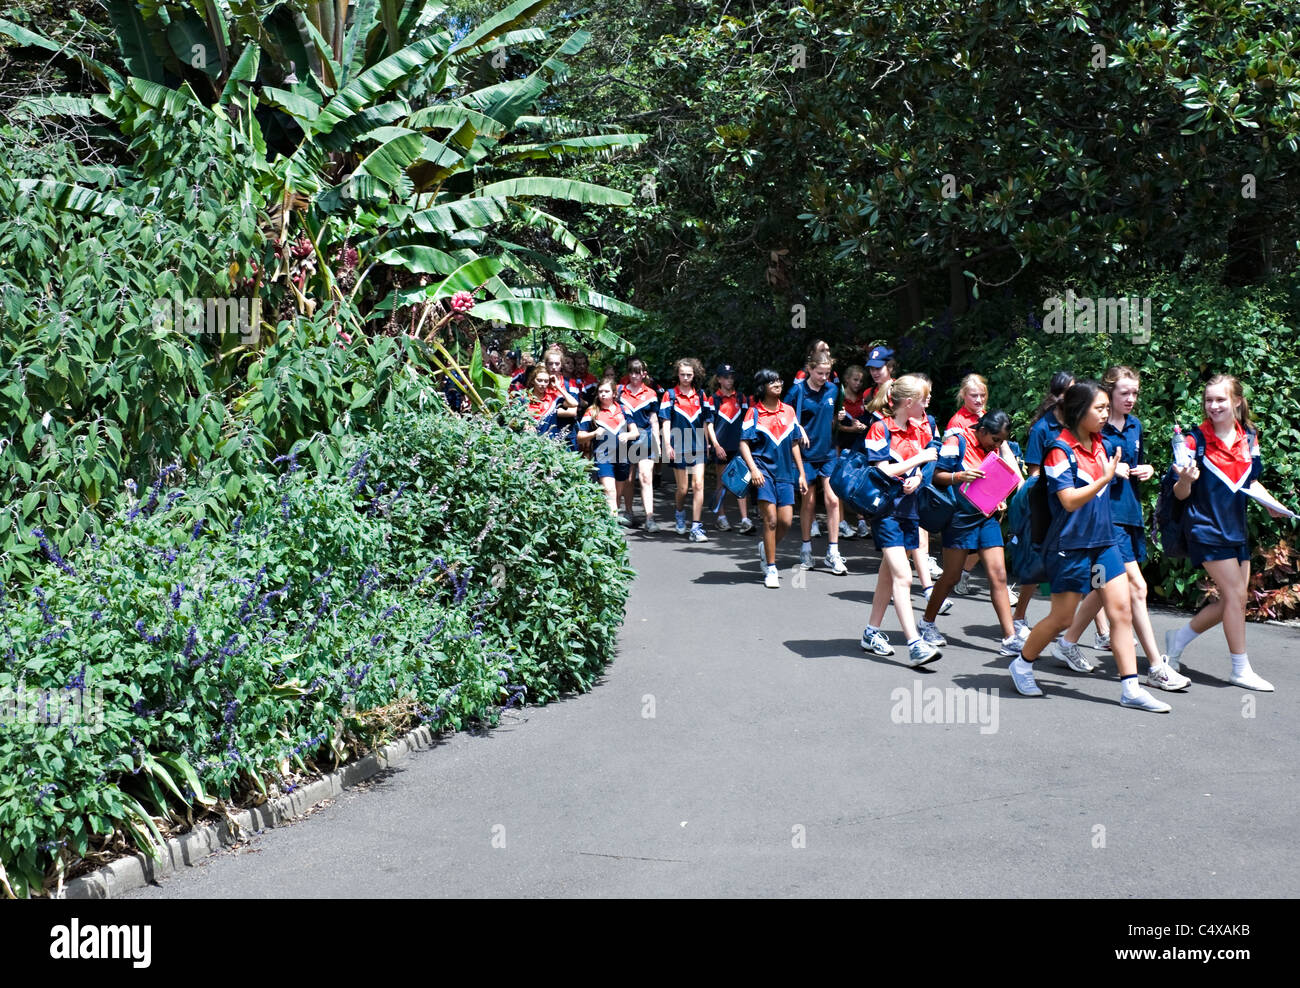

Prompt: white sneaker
xmin=1092 ymin=631 xmax=1111 ymax=651
xmin=953 ymin=570 xmax=973 ymax=595
xmin=856 ymin=519 xmax=869 ymax=539
xmin=1013 ymin=619 xmax=1031 ymax=645
xmin=1229 ymin=668 xmax=1274 ymax=692
xmin=917 ymin=620 xmax=947 ymax=647
xmin=1006 ymin=583 xmax=1020 ymax=606
xmin=823 ymin=550 xmax=848 ymax=575
xmin=1009 ymin=656 xmax=1043 ymax=697
xmin=927 ymin=555 xmax=944 ymax=581
xmin=838 ymin=520 xmax=855 ymax=539
xmin=998 ymin=635 xmax=1022 ymax=657
xmin=1146 ymin=660 xmax=1190 ymax=691
xmin=688 ymin=526 xmax=708 ymax=543
xmin=860 ymin=629 xmax=892 ymax=656
xmin=736 ymin=517 xmax=755 ymax=535
xmin=758 ymin=542 xmax=769 ymax=571
xmin=716 ymin=514 xmax=731 ymax=531
xmin=908 ymin=639 xmax=942 ymax=667
xmin=810 ymin=520 xmax=821 ymax=538
xmin=644 ymin=517 xmax=659 ymax=534
xmin=764 ymin=567 xmax=780 ymax=589
xmin=674 ymin=514 xmax=687 ymax=535
xmin=923 ymin=587 xmax=953 ymax=616
xmin=799 ymin=548 xmax=815 ymax=570
xmin=1052 ymin=637 xmax=1095 ymax=673
xmin=1120 ymin=686 xmax=1172 ymax=713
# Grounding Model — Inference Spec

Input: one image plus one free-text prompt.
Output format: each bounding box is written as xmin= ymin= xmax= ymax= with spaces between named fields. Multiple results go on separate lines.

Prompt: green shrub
xmin=362 ymin=401 xmax=635 ymax=698
xmin=0 ymin=403 xmax=632 ymax=897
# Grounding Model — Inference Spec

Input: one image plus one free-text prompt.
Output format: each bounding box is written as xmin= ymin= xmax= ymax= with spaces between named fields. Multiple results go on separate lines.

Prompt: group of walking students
xmin=515 ymin=340 xmax=1290 ymax=713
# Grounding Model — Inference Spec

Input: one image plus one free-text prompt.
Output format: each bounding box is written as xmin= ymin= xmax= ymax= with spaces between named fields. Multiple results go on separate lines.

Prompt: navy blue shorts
xmin=756 ymin=476 xmax=796 ymax=507
xmin=1045 ymin=543 xmax=1125 ymax=595
xmin=1114 ymin=523 xmax=1147 ymax=565
xmin=1189 ymin=541 xmax=1250 ymax=568
xmin=595 ymin=460 xmax=631 ymax=482
xmin=942 ymin=515 xmax=1004 ymax=551
xmin=805 ymin=453 xmax=838 ymax=481
xmin=872 ymin=515 xmax=920 ymax=551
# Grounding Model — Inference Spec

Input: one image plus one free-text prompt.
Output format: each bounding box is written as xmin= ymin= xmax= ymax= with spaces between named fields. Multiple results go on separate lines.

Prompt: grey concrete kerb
xmin=61 ymin=724 xmax=440 ymax=899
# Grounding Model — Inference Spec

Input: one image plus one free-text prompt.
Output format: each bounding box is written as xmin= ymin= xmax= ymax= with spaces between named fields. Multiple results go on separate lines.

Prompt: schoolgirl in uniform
xmin=1048 ymin=367 xmax=1190 ymax=688
xmin=944 ymin=374 xmax=991 ymax=596
xmin=863 ymin=345 xmax=896 ymax=406
xmin=786 ymin=355 xmax=848 ymax=574
xmin=917 ymin=410 xmax=1021 ymax=655
xmin=1009 ymin=370 xmax=1108 ymax=647
xmin=835 ymin=364 xmax=872 ymax=539
xmin=911 ymin=374 xmax=946 ymax=597
xmin=542 ymin=345 xmax=581 ymax=447
xmin=578 ymin=381 xmax=639 ymax=521
xmin=619 ymin=357 xmax=661 ymax=532
xmin=739 ymin=369 xmax=808 ymax=588
xmin=1008 ymin=381 xmax=1171 ymax=711
xmin=709 ymin=363 xmax=754 ymax=534
xmin=522 ymin=366 xmax=574 ymax=438
xmin=945 ymin=374 xmax=988 ymax=446
xmin=1164 ymin=375 xmax=1289 ymax=691
xmin=858 ymin=376 xmax=943 ymax=667
xmin=660 ymin=357 xmax=716 ymax=542
xmin=793 ymin=340 xmax=840 ymax=385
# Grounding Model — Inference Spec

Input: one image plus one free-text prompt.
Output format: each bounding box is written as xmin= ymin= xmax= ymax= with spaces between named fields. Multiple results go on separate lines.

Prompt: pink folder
xmin=960 ymin=451 xmax=1021 ymax=516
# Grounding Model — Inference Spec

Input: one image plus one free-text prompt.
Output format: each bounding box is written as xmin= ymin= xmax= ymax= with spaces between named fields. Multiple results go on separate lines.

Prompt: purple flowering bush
xmin=0 ymin=443 xmax=514 ymax=898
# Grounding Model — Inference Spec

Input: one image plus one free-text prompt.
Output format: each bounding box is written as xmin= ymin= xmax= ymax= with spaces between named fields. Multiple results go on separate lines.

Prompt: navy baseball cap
xmin=865 ymin=346 xmax=894 ymax=367
xmin=715 ymin=363 xmax=737 ymax=377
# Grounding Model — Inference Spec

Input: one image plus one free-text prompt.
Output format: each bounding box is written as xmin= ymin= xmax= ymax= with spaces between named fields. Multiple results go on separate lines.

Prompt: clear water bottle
xmin=1172 ymin=425 xmax=1192 ymax=469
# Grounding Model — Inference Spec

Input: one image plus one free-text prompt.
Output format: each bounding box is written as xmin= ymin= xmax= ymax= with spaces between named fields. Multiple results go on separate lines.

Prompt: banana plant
xmin=2 ymin=0 xmax=648 ymax=368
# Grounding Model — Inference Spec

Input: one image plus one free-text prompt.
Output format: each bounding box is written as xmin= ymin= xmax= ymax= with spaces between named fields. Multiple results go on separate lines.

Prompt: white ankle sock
xmin=1231 ymin=652 xmax=1250 ymax=676
xmin=1171 ymin=623 xmax=1199 ymax=653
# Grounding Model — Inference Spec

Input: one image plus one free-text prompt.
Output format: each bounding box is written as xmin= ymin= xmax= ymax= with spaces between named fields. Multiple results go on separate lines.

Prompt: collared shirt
xmin=1182 ymin=420 xmax=1261 ymax=546
xmin=581 ymin=401 xmax=633 ymax=464
xmin=865 ymin=415 xmax=929 ymax=519
xmin=785 ymin=378 xmax=839 ymax=464
xmin=945 ymin=405 xmax=981 ymax=446
xmin=1100 ymin=414 xmax=1145 ymax=528
xmin=1044 ymin=429 xmax=1118 ymax=550
xmin=711 ymin=390 xmax=748 ymax=451
xmin=1025 ymin=411 xmax=1065 ymax=467
xmin=524 ymin=391 xmax=561 ymax=437
xmin=618 ymin=382 xmax=660 ymax=431
xmin=741 ymin=401 xmax=801 ymax=483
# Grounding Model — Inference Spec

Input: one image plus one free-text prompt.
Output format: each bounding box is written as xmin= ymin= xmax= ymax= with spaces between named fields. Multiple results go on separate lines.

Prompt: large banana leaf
xmin=477 ymin=176 xmax=634 ymax=207
xmin=372 ymin=245 xmax=461 ymax=275
xmin=451 ymin=0 xmax=555 ymax=55
xmin=313 ymin=35 xmax=449 ymax=136
xmin=18 ymin=180 xmax=127 ymax=218
xmin=494 ymin=133 xmax=648 ymax=162
xmin=219 ymin=42 xmax=261 ymax=106
xmin=405 ymin=195 xmax=510 ymax=234
xmin=471 ymin=298 xmax=634 ymax=354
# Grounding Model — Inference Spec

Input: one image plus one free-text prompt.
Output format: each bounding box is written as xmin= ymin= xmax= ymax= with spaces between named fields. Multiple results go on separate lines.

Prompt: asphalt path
xmin=127 ymin=513 xmax=1299 ymax=898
